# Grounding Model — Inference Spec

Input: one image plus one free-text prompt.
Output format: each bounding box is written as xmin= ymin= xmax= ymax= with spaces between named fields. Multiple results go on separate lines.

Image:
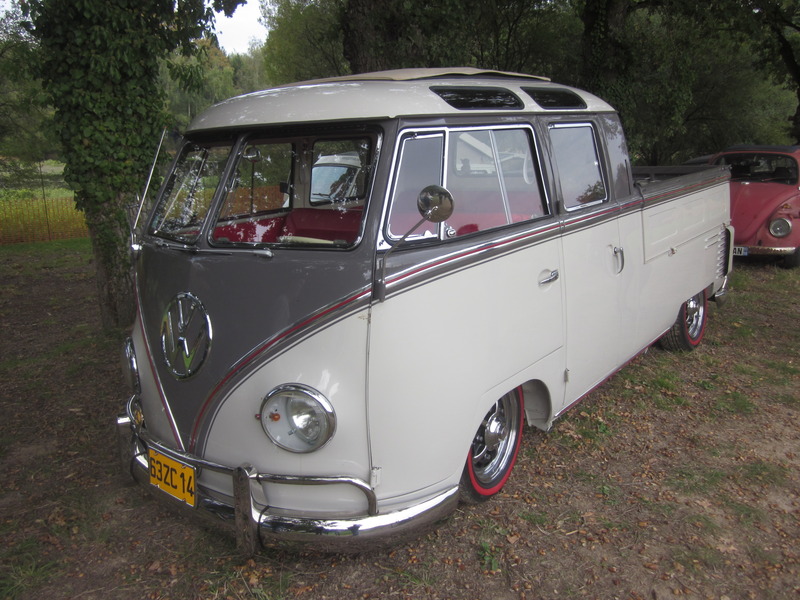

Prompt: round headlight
xmin=769 ymin=218 xmax=792 ymax=238
xmin=259 ymin=384 xmax=336 ymax=453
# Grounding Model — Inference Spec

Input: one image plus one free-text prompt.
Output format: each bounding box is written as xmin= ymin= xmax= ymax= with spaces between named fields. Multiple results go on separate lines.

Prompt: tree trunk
xmin=342 ymin=0 xmax=394 ymax=73
xmin=769 ymin=22 xmax=800 ymax=143
xmin=579 ymin=0 xmax=633 ymax=92
xmin=83 ymin=195 xmax=135 ymax=329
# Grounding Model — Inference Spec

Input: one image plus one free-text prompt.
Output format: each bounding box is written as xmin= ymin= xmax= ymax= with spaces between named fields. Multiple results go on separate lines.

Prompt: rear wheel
xmin=659 ymin=290 xmax=707 ymax=351
xmin=460 ymin=388 xmax=524 ymax=503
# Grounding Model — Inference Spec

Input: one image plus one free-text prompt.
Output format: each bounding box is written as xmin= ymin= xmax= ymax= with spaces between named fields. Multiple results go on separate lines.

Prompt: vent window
xmin=523 ymin=88 xmax=587 ymax=110
xmin=431 ymin=87 xmax=523 ymax=110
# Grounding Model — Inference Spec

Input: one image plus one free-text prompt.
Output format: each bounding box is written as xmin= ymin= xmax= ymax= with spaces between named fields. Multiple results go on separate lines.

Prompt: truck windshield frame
xmin=149 ymin=132 xmax=377 ymax=249
xmin=149 ymin=142 xmax=233 ymax=244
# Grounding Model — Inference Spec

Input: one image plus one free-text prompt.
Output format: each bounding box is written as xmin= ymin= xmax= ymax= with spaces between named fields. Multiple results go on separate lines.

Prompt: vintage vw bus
xmin=118 ymin=68 xmax=733 ymax=553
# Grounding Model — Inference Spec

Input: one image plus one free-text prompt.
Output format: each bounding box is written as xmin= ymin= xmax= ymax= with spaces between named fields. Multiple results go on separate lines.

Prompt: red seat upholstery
xmin=282 ymin=208 xmax=362 ymax=242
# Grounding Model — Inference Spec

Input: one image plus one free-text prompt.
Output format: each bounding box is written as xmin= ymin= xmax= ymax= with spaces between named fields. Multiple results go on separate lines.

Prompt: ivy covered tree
xmin=21 ymin=0 xmax=244 ymax=328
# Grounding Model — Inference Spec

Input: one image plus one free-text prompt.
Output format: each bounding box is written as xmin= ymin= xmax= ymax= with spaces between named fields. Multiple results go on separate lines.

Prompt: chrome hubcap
xmin=471 ymin=392 xmax=520 ymax=484
xmin=685 ymin=293 xmax=705 ymax=339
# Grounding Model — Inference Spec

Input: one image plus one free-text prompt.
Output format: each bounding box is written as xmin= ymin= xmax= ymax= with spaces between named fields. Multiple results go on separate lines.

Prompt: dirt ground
xmin=1 ymin=240 xmax=798 ymax=600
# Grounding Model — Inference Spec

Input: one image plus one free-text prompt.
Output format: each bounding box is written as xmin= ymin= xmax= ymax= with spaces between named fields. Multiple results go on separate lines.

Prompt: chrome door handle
xmin=538 ymin=269 xmax=559 ymax=285
xmin=614 ymin=246 xmax=625 ymax=274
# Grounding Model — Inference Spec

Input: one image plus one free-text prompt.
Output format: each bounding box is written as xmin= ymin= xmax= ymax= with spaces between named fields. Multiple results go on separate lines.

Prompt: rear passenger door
xmin=547 ymin=121 xmax=633 ymax=408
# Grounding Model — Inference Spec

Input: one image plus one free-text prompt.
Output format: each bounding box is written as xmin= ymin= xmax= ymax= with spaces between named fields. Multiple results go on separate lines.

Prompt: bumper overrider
xmin=116 ymin=395 xmax=459 ymax=554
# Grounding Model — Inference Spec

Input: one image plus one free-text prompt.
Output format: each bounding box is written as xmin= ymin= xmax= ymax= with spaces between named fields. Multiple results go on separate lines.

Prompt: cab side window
xmin=386 ymin=126 xmax=548 ymax=241
xmin=549 ymin=124 xmax=607 ymax=210
xmin=447 ymin=128 xmax=546 ymax=235
xmin=387 ymin=134 xmax=443 ymax=239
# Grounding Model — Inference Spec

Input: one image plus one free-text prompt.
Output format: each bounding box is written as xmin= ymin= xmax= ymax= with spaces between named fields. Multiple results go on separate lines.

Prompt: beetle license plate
xmin=732 ymin=246 xmax=748 ymax=256
xmin=148 ymin=449 xmax=197 ymax=507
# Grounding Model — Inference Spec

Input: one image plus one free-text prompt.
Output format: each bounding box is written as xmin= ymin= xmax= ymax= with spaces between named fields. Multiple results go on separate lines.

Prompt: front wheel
xmin=460 ymin=389 xmax=524 ymax=503
xmin=659 ymin=290 xmax=707 ymax=351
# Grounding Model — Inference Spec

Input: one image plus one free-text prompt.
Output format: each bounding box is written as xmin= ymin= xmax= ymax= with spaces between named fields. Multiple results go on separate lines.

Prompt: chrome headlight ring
xmin=259 ymin=384 xmax=336 ymax=453
xmin=769 ymin=217 xmax=792 ymax=238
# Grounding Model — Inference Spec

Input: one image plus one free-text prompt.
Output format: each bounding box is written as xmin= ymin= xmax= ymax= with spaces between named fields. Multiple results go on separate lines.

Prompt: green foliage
xmin=263 ymin=0 xmax=348 ymax=84
xmin=610 ymin=9 xmax=794 ymax=164
xmin=457 ymin=0 xmax=584 ymax=81
xmin=263 ymin=0 xmax=795 ymax=160
xmin=478 ymin=541 xmax=501 ymax=572
xmin=0 ymin=3 xmax=56 ymax=182
xmin=20 ymin=0 xmax=245 ymax=327
xmin=162 ymin=40 xmax=239 ymax=130
xmin=228 ymin=48 xmax=269 ymax=93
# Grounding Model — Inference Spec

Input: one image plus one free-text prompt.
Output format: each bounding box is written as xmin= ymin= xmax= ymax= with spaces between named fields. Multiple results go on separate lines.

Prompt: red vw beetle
xmin=710 ymin=145 xmax=800 ymax=268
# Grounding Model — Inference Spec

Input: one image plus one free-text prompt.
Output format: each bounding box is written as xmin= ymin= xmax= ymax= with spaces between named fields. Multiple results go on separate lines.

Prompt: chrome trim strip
xmin=133 ymin=284 xmax=185 ymax=451
xmin=381 ymin=220 xmax=562 ymax=301
xmin=634 ymin=170 xmax=730 ymax=209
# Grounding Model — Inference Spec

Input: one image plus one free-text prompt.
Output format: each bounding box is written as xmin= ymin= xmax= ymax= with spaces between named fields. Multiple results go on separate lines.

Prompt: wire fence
xmin=0 ymin=194 xmax=89 ymax=244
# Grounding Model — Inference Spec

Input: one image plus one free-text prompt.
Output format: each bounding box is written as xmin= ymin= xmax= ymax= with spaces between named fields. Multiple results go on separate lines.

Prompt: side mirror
xmin=417 ymin=185 xmax=454 ymax=223
xmin=374 ymin=185 xmax=456 ymax=303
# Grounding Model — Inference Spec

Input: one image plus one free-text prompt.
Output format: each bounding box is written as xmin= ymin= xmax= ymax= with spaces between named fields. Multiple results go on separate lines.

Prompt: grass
xmin=667 ymin=465 xmax=726 ymax=493
xmin=687 ymin=514 xmax=721 ymax=534
xmin=0 ymin=559 xmax=59 ymax=600
xmin=478 ymin=541 xmax=501 ymax=572
xmin=597 ymin=483 xmax=621 ymax=505
xmin=0 ymin=536 xmax=59 ymax=600
xmin=738 ymin=460 xmax=789 ymax=486
xmin=0 ymin=172 xmax=86 ymax=244
xmin=714 ymin=391 xmax=755 ymax=415
xmin=723 ymin=498 xmax=765 ymax=525
xmin=0 ymin=237 xmax=92 ymax=268
xmin=671 ymin=546 xmax=724 ymax=573
xmin=0 ymin=324 xmax=112 ymax=385
xmin=519 ymin=510 xmax=548 ymax=527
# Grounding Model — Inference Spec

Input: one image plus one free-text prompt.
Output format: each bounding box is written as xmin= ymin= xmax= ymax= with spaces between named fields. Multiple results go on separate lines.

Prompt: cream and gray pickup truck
xmin=118 ymin=68 xmax=733 ymax=553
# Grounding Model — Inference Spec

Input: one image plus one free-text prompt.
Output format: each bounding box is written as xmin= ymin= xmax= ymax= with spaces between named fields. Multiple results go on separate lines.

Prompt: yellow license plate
xmin=148 ymin=449 xmax=197 ymax=507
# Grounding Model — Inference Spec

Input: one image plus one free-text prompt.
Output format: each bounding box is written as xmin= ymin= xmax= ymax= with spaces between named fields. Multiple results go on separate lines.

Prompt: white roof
xmin=187 ymin=68 xmax=614 ymax=133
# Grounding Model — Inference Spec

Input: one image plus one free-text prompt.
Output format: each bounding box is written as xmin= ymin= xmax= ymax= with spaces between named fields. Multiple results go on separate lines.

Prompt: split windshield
xmin=149 ymin=135 xmax=373 ymax=248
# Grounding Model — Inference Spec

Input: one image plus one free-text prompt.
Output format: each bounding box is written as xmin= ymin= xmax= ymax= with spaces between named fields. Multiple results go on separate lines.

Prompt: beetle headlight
xmin=259 ymin=384 xmax=336 ymax=453
xmin=769 ymin=217 xmax=792 ymax=238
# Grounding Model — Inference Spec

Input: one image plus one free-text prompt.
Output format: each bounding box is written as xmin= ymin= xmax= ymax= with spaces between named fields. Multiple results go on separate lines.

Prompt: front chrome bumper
xmin=116 ymin=398 xmax=459 ymax=554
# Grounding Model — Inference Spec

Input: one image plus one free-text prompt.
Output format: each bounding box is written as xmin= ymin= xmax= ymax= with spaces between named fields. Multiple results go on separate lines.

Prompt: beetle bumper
xmin=116 ymin=399 xmax=458 ymax=554
xmin=737 ymin=245 xmax=796 ymax=256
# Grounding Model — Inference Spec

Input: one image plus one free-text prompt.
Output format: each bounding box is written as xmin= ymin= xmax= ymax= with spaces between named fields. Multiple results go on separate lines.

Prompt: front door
xmin=366 ymin=124 xmax=566 ymax=501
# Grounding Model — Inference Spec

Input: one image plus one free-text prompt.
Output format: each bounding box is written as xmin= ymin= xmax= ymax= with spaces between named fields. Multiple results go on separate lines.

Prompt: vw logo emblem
xmin=160 ymin=292 xmax=212 ymax=379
